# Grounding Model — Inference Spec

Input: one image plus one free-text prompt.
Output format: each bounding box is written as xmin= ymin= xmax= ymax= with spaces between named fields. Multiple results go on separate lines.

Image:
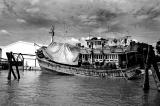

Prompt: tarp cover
xmin=44 ymin=42 xmax=80 ymax=65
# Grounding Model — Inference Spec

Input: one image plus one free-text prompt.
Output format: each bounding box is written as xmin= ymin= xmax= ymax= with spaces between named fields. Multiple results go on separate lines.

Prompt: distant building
xmin=1 ymin=41 xmax=40 ymax=67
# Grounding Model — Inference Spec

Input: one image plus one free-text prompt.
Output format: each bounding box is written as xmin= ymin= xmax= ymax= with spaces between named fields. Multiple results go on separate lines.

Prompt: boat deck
xmin=37 ymin=56 xmax=140 ymax=79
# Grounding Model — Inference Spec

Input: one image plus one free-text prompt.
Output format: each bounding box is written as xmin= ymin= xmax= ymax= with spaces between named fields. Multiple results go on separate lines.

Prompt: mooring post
xmin=22 ymin=58 xmax=24 ymax=71
xmin=143 ymin=65 xmax=150 ymax=90
xmin=149 ymin=46 xmax=160 ymax=91
xmin=12 ymin=53 xmax=20 ymax=79
xmin=142 ymin=45 xmax=160 ymax=91
xmin=6 ymin=52 xmax=17 ymax=80
xmin=7 ymin=60 xmax=11 ymax=80
xmin=143 ymin=45 xmax=150 ymax=91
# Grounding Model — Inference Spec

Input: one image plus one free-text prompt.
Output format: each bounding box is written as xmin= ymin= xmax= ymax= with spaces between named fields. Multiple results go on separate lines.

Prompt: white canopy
xmin=44 ymin=42 xmax=80 ymax=65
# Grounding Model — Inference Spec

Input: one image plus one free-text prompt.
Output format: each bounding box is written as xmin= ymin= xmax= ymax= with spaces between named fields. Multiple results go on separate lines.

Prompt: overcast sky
xmin=0 ymin=0 xmax=160 ymax=46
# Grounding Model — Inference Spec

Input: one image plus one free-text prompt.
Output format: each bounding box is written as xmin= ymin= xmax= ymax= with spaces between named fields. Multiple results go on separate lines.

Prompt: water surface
xmin=0 ymin=70 xmax=160 ymax=106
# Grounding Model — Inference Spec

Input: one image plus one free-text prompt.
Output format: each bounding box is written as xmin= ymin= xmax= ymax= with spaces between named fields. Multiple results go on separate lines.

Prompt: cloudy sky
xmin=0 ymin=0 xmax=160 ymax=46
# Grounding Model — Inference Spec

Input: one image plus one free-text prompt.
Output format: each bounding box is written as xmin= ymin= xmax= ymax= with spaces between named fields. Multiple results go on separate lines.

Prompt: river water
xmin=0 ymin=70 xmax=160 ymax=106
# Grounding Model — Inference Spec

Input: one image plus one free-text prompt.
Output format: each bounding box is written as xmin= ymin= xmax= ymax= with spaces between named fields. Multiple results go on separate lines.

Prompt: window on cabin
xmin=98 ymin=41 xmax=101 ymax=45
xmin=106 ymin=55 xmax=108 ymax=59
xmin=113 ymin=55 xmax=115 ymax=59
xmin=94 ymin=54 xmax=96 ymax=59
xmin=85 ymin=55 xmax=88 ymax=61
xmin=100 ymin=55 xmax=102 ymax=59
xmin=96 ymin=41 xmax=97 ymax=45
xmin=95 ymin=42 xmax=97 ymax=45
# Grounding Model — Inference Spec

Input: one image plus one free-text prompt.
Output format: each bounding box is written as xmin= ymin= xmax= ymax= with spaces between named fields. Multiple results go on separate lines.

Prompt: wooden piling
xmin=11 ymin=53 xmax=20 ymax=79
xmin=143 ymin=66 xmax=150 ymax=90
xmin=6 ymin=52 xmax=21 ymax=80
xmin=143 ymin=45 xmax=150 ymax=90
xmin=6 ymin=52 xmax=17 ymax=80
xmin=142 ymin=45 xmax=160 ymax=91
xmin=149 ymin=46 xmax=160 ymax=91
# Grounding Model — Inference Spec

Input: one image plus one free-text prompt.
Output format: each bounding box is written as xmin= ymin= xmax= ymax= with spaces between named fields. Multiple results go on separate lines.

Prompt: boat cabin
xmin=86 ymin=37 xmax=107 ymax=49
xmin=80 ymin=37 xmax=138 ymax=69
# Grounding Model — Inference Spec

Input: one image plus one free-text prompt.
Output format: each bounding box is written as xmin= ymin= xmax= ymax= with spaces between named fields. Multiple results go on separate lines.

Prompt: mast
xmin=88 ymin=33 xmax=94 ymax=64
xmin=49 ymin=25 xmax=55 ymax=43
xmin=91 ymin=41 xmax=94 ymax=64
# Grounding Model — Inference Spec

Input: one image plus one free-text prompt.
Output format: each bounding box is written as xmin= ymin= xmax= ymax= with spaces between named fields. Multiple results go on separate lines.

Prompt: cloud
xmin=16 ymin=18 xmax=26 ymax=23
xmin=22 ymin=13 xmax=56 ymax=27
xmin=26 ymin=8 xmax=40 ymax=13
xmin=1 ymin=0 xmax=160 ymax=45
xmin=95 ymin=9 xmax=117 ymax=22
xmin=29 ymin=0 xmax=40 ymax=5
xmin=0 ymin=29 xmax=10 ymax=35
xmin=70 ymin=37 xmax=80 ymax=43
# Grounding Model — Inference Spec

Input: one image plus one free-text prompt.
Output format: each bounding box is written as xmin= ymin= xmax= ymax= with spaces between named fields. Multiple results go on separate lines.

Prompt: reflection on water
xmin=0 ymin=70 xmax=160 ymax=106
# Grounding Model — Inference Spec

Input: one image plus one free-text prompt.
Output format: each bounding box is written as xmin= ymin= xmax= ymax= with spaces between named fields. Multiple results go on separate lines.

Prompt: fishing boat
xmin=36 ymin=26 xmax=142 ymax=79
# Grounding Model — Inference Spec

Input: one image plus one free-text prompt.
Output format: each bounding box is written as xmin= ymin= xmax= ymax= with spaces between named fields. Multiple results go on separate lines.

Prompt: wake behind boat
xmin=36 ymin=26 xmax=142 ymax=79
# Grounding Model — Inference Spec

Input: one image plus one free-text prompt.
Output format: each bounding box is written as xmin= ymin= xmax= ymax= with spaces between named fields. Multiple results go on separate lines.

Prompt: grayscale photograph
xmin=0 ymin=0 xmax=160 ymax=106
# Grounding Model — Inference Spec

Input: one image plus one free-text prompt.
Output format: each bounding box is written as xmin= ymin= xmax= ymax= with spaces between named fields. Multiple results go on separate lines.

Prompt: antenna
xmin=49 ymin=25 xmax=55 ymax=43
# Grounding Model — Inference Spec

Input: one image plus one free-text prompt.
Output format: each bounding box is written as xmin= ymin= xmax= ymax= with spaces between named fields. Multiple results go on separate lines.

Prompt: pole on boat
xmin=49 ymin=25 xmax=55 ymax=43
xmin=91 ymin=41 xmax=94 ymax=65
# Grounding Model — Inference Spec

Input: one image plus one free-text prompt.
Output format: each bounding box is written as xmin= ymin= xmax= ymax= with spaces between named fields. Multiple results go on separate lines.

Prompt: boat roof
xmin=80 ymin=48 xmax=137 ymax=55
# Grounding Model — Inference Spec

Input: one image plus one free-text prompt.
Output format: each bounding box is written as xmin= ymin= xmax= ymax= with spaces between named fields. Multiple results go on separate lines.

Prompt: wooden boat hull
xmin=37 ymin=56 xmax=141 ymax=79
